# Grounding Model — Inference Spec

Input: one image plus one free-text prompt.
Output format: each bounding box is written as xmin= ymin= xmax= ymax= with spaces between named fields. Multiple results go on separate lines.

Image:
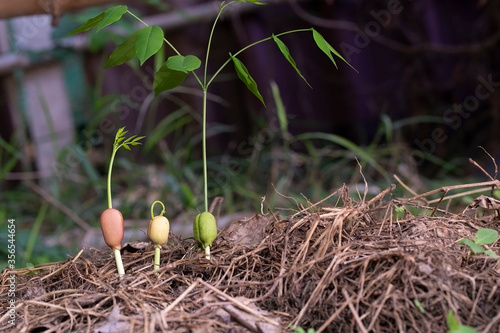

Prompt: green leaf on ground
xmin=136 ymin=26 xmax=165 ymax=65
xmin=230 ymin=54 xmax=265 ymax=106
xmin=413 ymin=299 xmax=425 ymax=313
xmin=457 ymin=238 xmax=484 ymax=254
xmin=483 ymin=249 xmax=498 ymax=259
xmin=474 ymin=228 xmax=498 ymax=245
xmin=105 ymin=31 xmax=138 ymax=68
xmin=97 ymin=5 xmax=128 ymax=32
xmin=447 ymin=311 xmax=478 ymax=333
xmin=272 ymin=34 xmax=311 ymax=88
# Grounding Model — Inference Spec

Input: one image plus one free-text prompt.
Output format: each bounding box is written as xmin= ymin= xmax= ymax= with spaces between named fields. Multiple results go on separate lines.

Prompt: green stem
xmin=153 ymin=245 xmax=161 ymax=270
xmin=113 ymin=248 xmax=125 ymax=276
xmin=202 ymin=88 xmax=208 ymax=212
xmin=204 ymin=1 xmax=233 ymax=85
xmin=150 ymin=200 xmax=166 ymax=219
xmin=206 ymin=28 xmax=312 ymax=88
xmin=107 ymin=147 xmax=118 ymax=209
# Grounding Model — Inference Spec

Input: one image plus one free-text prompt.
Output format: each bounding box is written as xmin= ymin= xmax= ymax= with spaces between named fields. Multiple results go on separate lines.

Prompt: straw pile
xmin=1 ymin=184 xmax=499 ymax=332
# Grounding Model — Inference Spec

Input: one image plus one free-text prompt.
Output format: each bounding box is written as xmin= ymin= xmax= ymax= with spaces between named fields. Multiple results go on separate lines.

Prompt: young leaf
xmin=235 ymin=0 xmax=267 ymax=5
xmin=136 ymin=26 xmax=165 ymax=65
xmin=68 ymin=12 xmax=105 ymax=35
xmin=166 ymin=55 xmax=202 ymax=73
xmin=153 ymin=55 xmax=201 ymax=94
xmin=132 ymin=136 xmax=145 ymax=143
xmin=115 ymin=127 xmax=126 ymax=141
xmin=446 ymin=312 xmax=479 ymax=333
xmin=473 ymin=228 xmax=498 ymax=245
xmin=105 ymin=31 xmax=138 ymax=68
xmin=312 ymin=28 xmax=357 ymax=72
xmin=484 ymin=249 xmax=499 ymax=259
xmin=153 ymin=63 xmax=189 ymax=94
xmin=447 ymin=311 xmax=460 ymax=331
xmin=272 ymin=34 xmax=311 ymax=88
xmin=230 ymin=54 xmax=265 ymax=107
xmin=457 ymin=238 xmax=484 ymax=254
xmin=97 ymin=5 xmax=128 ymax=32
xmin=413 ymin=299 xmax=425 ymax=313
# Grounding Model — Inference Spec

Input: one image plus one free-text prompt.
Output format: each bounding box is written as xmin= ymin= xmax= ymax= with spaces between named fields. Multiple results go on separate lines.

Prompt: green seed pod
xmin=100 ymin=208 xmax=124 ymax=250
xmin=193 ymin=212 xmax=217 ymax=248
xmin=148 ymin=215 xmax=170 ymax=246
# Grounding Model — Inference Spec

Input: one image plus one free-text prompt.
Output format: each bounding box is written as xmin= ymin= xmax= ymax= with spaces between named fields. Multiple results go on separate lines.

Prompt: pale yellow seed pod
xmin=147 ymin=215 xmax=170 ymax=245
xmin=100 ymin=208 xmax=124 ymax=250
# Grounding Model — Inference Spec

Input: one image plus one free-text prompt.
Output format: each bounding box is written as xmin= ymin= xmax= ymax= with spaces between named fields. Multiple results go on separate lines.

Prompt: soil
xmin=1 ymin=184 xmax=500 ymax=332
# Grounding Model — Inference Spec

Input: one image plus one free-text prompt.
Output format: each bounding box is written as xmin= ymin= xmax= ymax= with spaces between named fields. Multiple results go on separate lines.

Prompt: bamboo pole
xmin=0 ymin=0 xmax=137 ymax=20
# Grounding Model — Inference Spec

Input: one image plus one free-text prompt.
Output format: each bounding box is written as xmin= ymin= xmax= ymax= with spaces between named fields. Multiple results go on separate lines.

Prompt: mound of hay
xmin=1 ymin=185 xmax=499 ymax=332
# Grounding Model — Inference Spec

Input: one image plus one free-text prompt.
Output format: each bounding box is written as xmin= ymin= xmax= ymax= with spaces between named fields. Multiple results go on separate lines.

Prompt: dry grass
xmin=1 ymin=183 xmax=500 ymax=332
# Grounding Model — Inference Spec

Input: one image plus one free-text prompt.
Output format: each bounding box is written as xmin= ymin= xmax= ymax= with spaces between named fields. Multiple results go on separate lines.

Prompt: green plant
xmin=70 ymin=0 xmax=352 ymax=258
xmin=413 ymin=299 xmax=426 ymax=314
xmin=289 ymin=325 xmax=316 ymax=333
xmin=446 ymin=311 xmax=478 ymax=333
xmin=147 ymin=200 xmax=170 ymax=271
xmin=100 ymin=127 xmax=144 ymax=276
xmin=457 ymin=228 xmax=499 ymax=259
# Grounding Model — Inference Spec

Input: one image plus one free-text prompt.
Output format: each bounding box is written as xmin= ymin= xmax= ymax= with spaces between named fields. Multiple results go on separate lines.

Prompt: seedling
xmin=69 ymin=0 xmax=353 ymax=259
xmin=100 ymin=127 xmax=144 ymax=276
xmin=289 ymin=325 xmax=316 ymax=333
xmin=457 ymin=228 xmax=499 ymax=259
xmin=413 ymin=299 xmax=426 ymax=314
xmin=147 ymin=200 xmax=170 ymax=271
xmin=446 ymin=311 xmax=478 ymax=333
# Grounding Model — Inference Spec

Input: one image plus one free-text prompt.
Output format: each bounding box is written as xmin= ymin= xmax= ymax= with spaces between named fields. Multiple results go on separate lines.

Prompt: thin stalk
xmin=154 ymin=246 xmax=161 ymax=270
xmin=151 ymin=200 xmax=166 ymax=219
xmin=206 ymin=28 xmax=312 ymax=88
xmin=202 ymin=88 xmax=208 ymax=212
xmin=25 ymin=202 xmax=48 ymax=264
xmin=204 ymin=1 xmax=234 ymax=85
xmin=106 ymin=147 xmax=118 ymax=209
xmin=127 ymin=10 xmax=181 ymax=56
xmin=113 ymin=248 xmax=125 ymax=276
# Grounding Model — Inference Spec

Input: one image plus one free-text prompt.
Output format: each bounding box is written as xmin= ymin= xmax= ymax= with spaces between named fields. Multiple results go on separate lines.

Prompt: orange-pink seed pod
xmin=100 ymin=208 xmax=124 ymax=250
